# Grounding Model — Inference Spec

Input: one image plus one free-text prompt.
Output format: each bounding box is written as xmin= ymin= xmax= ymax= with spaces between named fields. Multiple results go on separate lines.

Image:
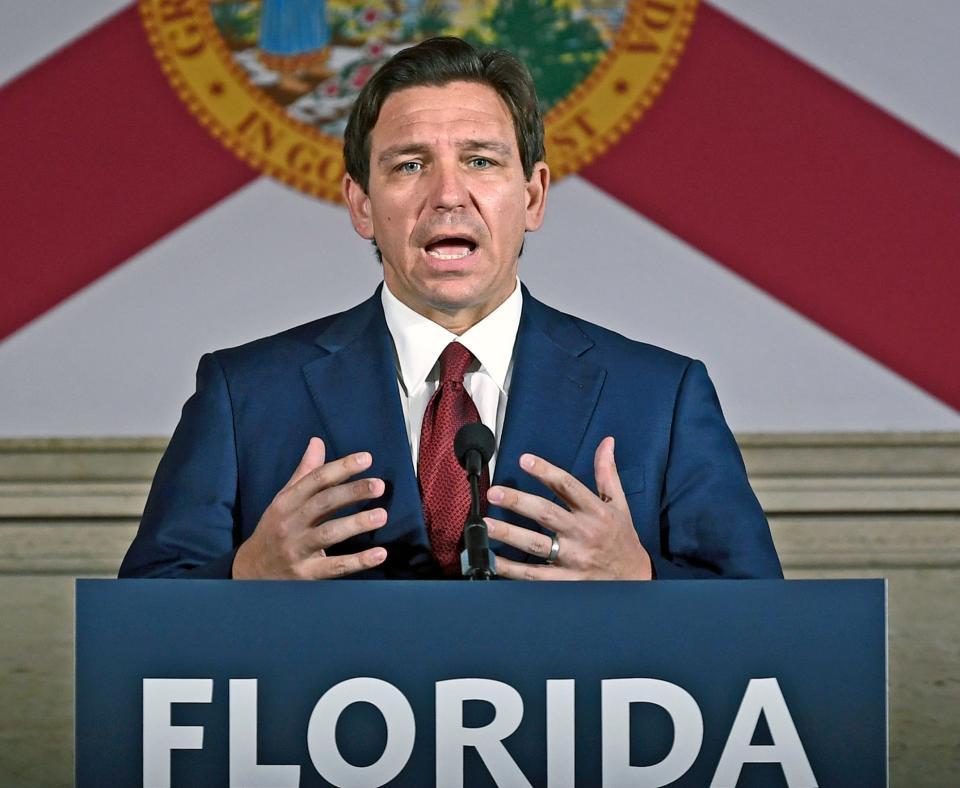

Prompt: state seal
xmin=142 ymin=0 xmax=698 ymax=202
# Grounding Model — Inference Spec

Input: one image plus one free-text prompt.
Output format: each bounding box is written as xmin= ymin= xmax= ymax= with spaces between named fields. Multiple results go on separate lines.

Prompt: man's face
xmin=343 ymin=81 xmax=549 ymax=330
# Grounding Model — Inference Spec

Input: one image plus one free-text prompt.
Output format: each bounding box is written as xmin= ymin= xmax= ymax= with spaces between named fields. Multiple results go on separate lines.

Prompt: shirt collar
xmin=381 ymin=279 xmax=523 ymax=395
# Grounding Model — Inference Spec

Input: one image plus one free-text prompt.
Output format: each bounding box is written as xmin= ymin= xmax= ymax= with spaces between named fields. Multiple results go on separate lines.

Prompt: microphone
xmin=455 ymin=422 xmax=496 ymax=482
xmin=455 ymin=423 xmax=497 ymax=580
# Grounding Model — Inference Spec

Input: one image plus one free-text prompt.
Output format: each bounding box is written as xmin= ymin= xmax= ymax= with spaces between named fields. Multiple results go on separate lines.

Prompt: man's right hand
xmin=232 ymin=437 xmax=388 ymax=579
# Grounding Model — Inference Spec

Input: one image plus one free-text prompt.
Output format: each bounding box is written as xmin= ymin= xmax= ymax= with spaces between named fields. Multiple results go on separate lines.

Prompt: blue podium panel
xmin=76 ymin=580 xmax=885 ymax=787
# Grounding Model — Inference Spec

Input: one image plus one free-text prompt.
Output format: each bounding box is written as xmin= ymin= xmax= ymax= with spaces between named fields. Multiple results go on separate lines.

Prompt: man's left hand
xmin=485 ymin=437 xmax=653 ymax=580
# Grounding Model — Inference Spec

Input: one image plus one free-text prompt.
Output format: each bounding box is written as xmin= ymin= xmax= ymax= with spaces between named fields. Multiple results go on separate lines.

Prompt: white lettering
xmin=306 ymin=677 xmax=415 ymax=787
xmin=601 ymin=678 xmax=703 ymax=787
xmin=137 ymin=674 xmax=817 ymax=786
xmin=436 ymin=678 xmax=533 ymax=788
xmin=711 ymin=678 xmax=817 ymax=787
xmin=229 ymin=679 xmax=300 ymax=787
xmin=142 ymin=678 xmax=212 ymax=788
xmin=546 ymin=679 xmax=576 ymax=787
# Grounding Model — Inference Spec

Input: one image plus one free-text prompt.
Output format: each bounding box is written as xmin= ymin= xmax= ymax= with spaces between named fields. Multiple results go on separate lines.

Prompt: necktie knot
xmin=439 ymin=342 xmax=475 ymax=384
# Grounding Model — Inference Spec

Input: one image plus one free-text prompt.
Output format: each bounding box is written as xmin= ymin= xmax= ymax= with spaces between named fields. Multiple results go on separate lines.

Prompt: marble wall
xmin=1 ymin=435 xmax=957 ymax=786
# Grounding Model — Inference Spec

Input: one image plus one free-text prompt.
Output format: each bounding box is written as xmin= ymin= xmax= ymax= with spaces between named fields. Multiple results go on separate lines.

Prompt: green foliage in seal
xmin=464 ymin=0 xmax=607 ymax=112
xmin=404 ymin=0 xmax=453 ymax=40
xmin=210 ymin=2 xmax=262 ymax=48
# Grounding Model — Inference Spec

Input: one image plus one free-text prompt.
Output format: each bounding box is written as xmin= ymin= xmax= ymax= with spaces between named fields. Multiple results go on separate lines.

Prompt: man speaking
xmin=119 ymin=38 xmax=781 ymax=581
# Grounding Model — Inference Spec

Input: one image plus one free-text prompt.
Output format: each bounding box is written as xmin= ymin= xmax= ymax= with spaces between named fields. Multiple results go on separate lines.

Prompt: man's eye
xmin=398 ymin=161 xmax=422 ymax=173
xmin=469 ymin=158 xmax=493 ymax=169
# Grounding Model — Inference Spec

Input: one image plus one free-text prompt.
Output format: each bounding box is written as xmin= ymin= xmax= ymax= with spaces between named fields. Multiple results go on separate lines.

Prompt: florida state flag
xmin=1 ymin=1 xmax=958 ymax=435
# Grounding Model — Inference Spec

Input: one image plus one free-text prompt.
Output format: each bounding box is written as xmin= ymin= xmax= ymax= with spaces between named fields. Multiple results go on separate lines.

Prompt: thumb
xmin=594 ymin=436 xmax=626 ymax=508
xmin=287 ymin=437 xmax=326 ymax=487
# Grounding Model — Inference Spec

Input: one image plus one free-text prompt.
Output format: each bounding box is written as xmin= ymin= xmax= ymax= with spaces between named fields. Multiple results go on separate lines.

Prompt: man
xmin=119 ymin=38 xmax=782 ymax=581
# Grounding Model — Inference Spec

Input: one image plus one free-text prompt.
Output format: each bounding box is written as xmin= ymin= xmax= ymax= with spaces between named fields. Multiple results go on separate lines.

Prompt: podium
xmin=76 ymin=579 xmax=886 ymax=786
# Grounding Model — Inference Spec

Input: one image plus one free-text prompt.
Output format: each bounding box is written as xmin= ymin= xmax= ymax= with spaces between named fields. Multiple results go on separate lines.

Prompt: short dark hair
xmin=343 ymin=37 xmax=545 ymax=193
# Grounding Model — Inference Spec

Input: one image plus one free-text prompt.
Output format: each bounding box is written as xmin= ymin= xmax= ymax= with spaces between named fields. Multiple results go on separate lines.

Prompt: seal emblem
xmin=142 ymin=0 xmax=697 ymax=202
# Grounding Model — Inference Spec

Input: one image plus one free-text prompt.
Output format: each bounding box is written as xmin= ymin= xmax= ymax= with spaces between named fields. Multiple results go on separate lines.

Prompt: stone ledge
xmin=0 ymin=522 xmax=137 ymax=576
xmin=2 ymin=517 xmax=958 ymax=575
xmin=0 ymin=482 xmax=152 ymax=518
xmin=4 ymin=432 xmax=959 ymax=478
xmin=1 ymin=435 xmax=957 ymax=574
xmin=770 ymin=515 xmax=960 ymax=569
xmin=0 ymin=437 xmax=166 ymax=481
xmin=739 ymin=431 xmax=960 ymax=474
xmin=4 ymin=433 xmax=959 ymax=517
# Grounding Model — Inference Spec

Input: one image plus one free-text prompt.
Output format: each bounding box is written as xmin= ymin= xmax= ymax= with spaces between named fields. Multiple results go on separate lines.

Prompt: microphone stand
xmin=460 ymin=455 xmax=496 ymax=580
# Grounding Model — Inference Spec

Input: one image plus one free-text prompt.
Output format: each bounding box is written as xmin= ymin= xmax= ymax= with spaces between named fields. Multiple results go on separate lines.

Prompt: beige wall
xmin=1 ymin=435 xmax=958 ymax=786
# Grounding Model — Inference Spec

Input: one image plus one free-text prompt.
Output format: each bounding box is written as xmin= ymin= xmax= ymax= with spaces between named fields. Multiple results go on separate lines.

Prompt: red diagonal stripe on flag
xmin=582 ymin=4 xmax=960 ymax=411
xmin=0 ymin=5 xmax=256 ymax=341
xmin=1 ymin=3 xmax=957 ymax=412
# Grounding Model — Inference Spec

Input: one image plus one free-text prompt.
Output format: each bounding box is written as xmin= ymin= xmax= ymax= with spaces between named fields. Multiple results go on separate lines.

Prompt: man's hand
xmin=485 ymin=437 xmax=652 ymax=580
xmin=232 ymin=437 xmax=388 ymax=579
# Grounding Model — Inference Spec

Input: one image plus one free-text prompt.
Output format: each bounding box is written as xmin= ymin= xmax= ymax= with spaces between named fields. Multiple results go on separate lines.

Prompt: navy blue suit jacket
xmin=119 ymin=287 xmax=782 ymax=580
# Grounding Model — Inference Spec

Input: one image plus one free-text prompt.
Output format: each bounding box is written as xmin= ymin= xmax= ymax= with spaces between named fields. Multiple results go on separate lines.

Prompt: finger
xmin=486 ymin=485 xmax=575 ymax=534
xmin=307 ymin=508 xmax=388 ymax=551
xmin=493 ymin=555 xmax=579 ymax=581
xmin=307 ymin=546 xmax=388 ymax=579
xmin=301 ymin=477 xmax=385 ymax=525
xmin=484 ymin=517 xmax=554 ymax=559
xmin=517 ymin=453 xmax=600 ymax=514
xmin=286 ymin=450 xmax=374 ymax=507
xmin=285 ymin=437 xmax=326 ymax=489
xmin=594 ymin=436 xmax=627 ymax=511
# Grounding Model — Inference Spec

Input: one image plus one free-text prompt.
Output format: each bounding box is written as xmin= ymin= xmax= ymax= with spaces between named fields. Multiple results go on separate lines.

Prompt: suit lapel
xmin=301 ymin=290 xmax=427 ymax=549
xmin=491 ymin=290 xmax=606 ymax=558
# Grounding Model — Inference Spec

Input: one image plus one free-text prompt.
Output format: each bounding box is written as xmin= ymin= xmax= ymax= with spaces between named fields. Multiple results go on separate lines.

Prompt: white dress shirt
xmin=381 ymin=280 xmax=523 ymax=478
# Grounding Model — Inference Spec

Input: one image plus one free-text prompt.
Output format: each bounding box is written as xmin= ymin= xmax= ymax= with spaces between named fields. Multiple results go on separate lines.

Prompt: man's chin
xmin=389 ymin=283 xmax=502 ymax=327
xmin=422 ymin=288 xmax=485 ymax=316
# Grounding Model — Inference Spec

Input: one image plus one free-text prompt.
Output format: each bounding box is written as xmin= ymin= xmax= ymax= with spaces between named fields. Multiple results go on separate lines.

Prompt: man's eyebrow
xmin=376 ymin=139 xmax=514 ymax=165
xmin=458 ymin=139 xmax=513 ymax=156
xmin=377 ymin=143 xmax=431 ymax=164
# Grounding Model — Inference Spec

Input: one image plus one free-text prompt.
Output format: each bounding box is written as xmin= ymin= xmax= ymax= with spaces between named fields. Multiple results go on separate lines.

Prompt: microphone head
xmin=454 ymin=422 xmax=496 ymax=469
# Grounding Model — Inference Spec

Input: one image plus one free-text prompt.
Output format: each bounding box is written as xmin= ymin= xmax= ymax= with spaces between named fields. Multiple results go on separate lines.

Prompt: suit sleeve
xmin=118 ymin=353 xmax=241 ymax=578
xmin=650 ymin=360 xmax=783 ymax=579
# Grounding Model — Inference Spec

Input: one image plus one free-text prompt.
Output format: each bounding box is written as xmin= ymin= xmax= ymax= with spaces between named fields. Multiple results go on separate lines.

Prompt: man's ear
xmin=524 ymin=161 xmax=550 ymax=232
xmin=342 ymin=174 xmax=375 ymax=240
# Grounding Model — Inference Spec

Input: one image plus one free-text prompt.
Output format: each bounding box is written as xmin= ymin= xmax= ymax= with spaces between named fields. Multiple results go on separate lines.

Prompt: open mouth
xmin=424 ymin=236 xmax=478 ymax=261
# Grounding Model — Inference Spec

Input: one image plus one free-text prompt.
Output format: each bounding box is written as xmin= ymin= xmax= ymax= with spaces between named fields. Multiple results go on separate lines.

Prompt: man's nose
xmin=429 ymin=159 xmax=467 ymax=212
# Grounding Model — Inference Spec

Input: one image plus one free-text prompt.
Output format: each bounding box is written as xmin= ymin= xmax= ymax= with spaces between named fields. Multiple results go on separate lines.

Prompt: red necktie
xmin=418 ymin=342 xmax=490 ymax=575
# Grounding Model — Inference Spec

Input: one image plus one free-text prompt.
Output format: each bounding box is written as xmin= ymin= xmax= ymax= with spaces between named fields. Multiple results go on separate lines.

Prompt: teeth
xmin=427 ymin=249 xmax=472 ymax=260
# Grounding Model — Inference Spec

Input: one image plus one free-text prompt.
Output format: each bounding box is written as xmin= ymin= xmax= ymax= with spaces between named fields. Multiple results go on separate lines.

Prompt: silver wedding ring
xmin=545 ymin=534 xmax=560 ymax=565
